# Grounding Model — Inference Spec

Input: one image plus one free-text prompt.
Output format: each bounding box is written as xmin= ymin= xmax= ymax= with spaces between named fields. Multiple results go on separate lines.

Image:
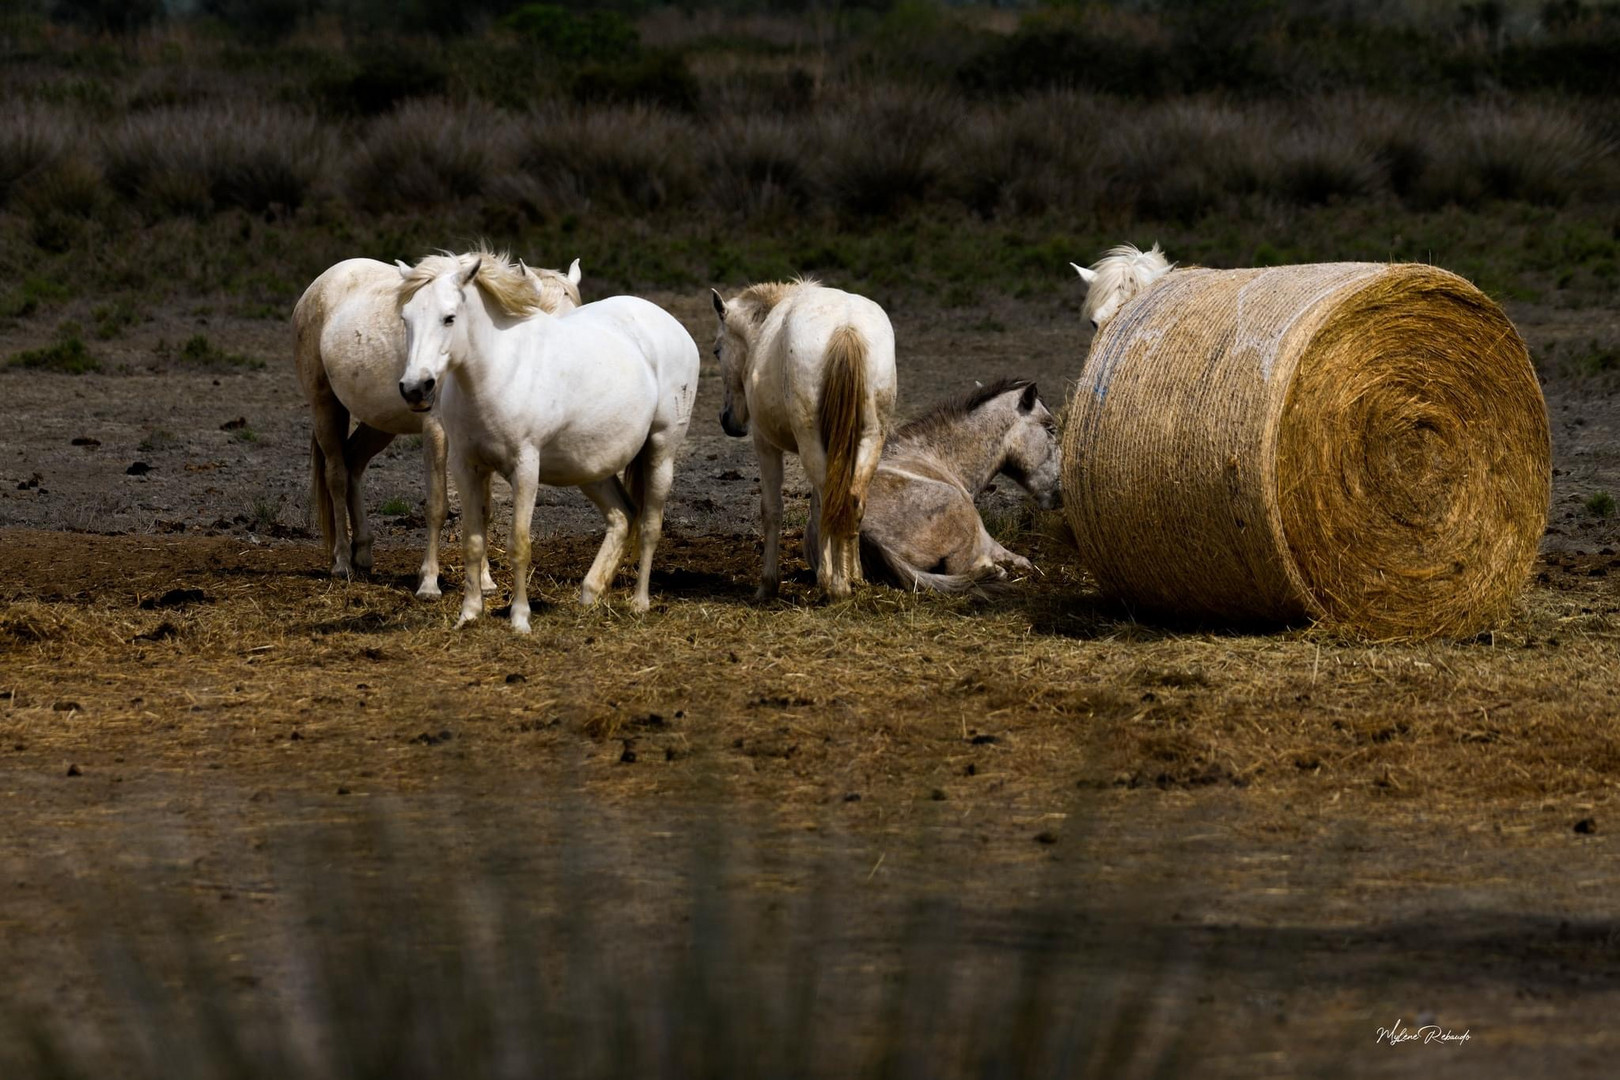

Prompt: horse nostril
xmin=423 ymin=377 xmax=436 ymax=393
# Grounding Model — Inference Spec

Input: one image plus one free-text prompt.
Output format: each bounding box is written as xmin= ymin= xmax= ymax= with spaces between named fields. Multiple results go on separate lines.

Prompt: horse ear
xmin=710 ymin=288 xmax=727 ymax=320
xmin=568 ymin=258 xmax=582 ymax=286
xmin=395 ymin=259 xmax=412 ymax=279
xmin=517 ymin=258 xmax=530 ymax=276
xmin=1018 ymin=382 xmax=1040 ymax=412
xmin=460 ymin=257 xmax=481 ymax=287
xmin=1071 ymin=262 xmax=1097 ymax=286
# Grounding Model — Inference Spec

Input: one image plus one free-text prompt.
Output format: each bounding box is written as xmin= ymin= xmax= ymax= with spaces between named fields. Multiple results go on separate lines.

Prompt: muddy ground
xmin=3 ymin=290 xmax=1620 ymax=1077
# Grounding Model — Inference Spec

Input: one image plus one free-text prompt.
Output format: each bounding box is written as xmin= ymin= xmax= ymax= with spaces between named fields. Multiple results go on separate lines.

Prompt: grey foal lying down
xmin=830 ymin=378 xmax=1062 ymax=593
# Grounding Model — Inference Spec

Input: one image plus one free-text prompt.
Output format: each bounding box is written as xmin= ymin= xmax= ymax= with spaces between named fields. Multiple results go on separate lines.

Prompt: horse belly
xmin=321 ymin=321 xmax=419 ymax=434
xmin=535 ymin=399 xmax=657 ymax=487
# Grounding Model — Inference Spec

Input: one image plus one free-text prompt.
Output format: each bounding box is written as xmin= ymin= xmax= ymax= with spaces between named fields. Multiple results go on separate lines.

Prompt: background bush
xmin=0 ymin=1 xmax=1615 ymax=312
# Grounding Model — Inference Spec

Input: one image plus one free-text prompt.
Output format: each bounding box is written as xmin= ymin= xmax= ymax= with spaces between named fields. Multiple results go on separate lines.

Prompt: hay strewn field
xmin=4 ymin=291 xmax=1620 ymax=1075
xmin=5 ymin=1 xmax=1620 ymax=1074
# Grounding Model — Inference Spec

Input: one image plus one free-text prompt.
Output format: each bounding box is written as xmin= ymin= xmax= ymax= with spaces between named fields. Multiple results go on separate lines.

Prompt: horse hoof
xmin=331 ymin=563 xmax=354 ymax=580
xmin=630 ymin=596 xmax=650 ymax=614
xmin=352 ymin=546 xmax=374 ymax=572
xmin=415 ymin=579 xmax=441 ymax=599
xmin=754 ymin=583 xmax=778 ymax=602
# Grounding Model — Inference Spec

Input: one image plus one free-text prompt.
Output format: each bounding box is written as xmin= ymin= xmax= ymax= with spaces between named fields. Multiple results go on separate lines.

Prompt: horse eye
xmin=443 ymin=315 xmax=455 ymax=327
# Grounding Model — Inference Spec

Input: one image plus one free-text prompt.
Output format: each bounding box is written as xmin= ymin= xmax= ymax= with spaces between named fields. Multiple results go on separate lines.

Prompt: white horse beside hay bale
xmin=294 ymin=251 xmax=581 ymax=595
xmin=1064 ymin=247 xmax=1550 ymax=639
xmin=710 ymin=279 xmax=897 ymax=601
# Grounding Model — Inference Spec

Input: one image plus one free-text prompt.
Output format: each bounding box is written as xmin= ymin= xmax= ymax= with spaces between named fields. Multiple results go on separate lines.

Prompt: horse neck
xmin=451 ymin=290 xmax=537 ymax=408
xmin=910 ymin=405 xmax=1011 ymax=493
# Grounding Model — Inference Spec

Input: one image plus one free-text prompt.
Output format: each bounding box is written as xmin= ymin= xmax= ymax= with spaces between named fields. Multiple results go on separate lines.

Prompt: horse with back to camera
xmin=860 ymin=377 xmax=1062 ymax=592
xmin=294 ymin=251 xmax=582 ymax=595
xmin=397 ymin=252 xmax=698 ymax=632
xmin=710 ymin=278 xmax=897 ymax=600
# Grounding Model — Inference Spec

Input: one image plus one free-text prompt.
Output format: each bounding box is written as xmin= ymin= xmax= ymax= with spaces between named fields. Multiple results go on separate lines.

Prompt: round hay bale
xmin=1061 ymin=262 xmax=1550 ymax=639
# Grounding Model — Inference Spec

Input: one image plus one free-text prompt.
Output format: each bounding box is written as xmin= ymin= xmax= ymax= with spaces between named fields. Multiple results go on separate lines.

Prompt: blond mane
xmin=1081 ymin=243 xmax=1173 ymax=322
xmin=733 ymin=276 xmax=821 ymax=325
xmin=527 ymin=265 xmax=582 ymax=311
xmin=396 ymin=248 xmax=551 ymax=319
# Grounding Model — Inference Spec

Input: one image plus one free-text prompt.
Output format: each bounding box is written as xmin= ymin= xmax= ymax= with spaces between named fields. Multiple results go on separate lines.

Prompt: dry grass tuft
xmin=345 ymin=100 xmax=512 ymax=209
xmin=509 ymin=104 xmax=700 ymax=217
xmin=101 ymin=104 xmax=330 ymax=216
xmin=0 ymin=104 xmax=71 ymax=209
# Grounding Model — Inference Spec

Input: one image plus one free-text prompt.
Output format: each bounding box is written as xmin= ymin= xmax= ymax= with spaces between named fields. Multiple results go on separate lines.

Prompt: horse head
xmin=397 ymin=254 xmax=482 ymax=411
xmin=1000 ymin=382 xmax=1062 ymax=511
xmin=520 ymin=257 xmax=583 ymax=316
xmin=710 ymin=288 xmax=751 ymax=438
xmin=1072 ymin=243 xmax=1173 ymax=332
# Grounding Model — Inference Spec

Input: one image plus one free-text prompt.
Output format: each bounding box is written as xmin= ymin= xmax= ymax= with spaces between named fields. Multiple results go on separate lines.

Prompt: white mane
xmin=1075 ymin=242 xmax=1174 ymax=327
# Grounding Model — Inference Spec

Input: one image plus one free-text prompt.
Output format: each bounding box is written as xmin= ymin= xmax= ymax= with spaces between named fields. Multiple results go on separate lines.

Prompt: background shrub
xmin=346 ymin=101 xmax=513 ymax=210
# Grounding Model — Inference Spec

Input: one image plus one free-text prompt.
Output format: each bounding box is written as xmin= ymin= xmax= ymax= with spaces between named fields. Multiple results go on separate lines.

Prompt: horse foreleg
xmin=417 ymin=416 xmax=447 ymax=598
xmin=983 ymin=525 xmax=1034 ymax=573
xmin=630 ymin=437 xmax=676 ymax=614
xmin=343 ymin=423 xmax=394 ymax=573
xmin=453 ymin=458 xmax=489 ymax=628
xmin=756 ymin=441 xmax=784 ymax=600
xmin=579 ymin=476 xmax=635 ymax=607
xmin=507 ymin=453 xmax=540 ymax=634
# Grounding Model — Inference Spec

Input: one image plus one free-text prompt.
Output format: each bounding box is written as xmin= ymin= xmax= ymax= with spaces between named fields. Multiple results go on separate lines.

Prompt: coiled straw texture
xmin=1061 ymin=263 xmax=1550 ymax=639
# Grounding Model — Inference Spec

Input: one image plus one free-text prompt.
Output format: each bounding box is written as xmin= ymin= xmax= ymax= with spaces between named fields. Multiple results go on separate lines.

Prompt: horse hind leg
xmin=309 ymin=432 xmax=336 ymax=571
xmin=578 ymin=476 xmax=636 ymax=607
xmin=628 ymin=434 xmax=677 ymax=613
xmin=343 ymin=423 xmax=394 ymax=573
xmin=798 ymin=440 xmax=847 ymax=599
xmin=312 ymin=396 xmax=353 ymax=577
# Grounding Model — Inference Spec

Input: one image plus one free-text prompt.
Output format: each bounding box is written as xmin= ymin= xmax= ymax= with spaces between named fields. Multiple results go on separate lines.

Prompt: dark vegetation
xmin=0 ymin=0 xmax=1616 ymax=338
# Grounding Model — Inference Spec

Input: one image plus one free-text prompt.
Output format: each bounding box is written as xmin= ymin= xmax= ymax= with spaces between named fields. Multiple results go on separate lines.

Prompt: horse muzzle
xmin=399 ymin=376 xmax=437 ymax=411
xmin=720 ymin=408 xmax=748 ymax=438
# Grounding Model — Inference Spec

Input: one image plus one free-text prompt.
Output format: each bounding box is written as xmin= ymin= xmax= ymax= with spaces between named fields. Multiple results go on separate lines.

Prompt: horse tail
xmin=817 ymin=324 xmax=869 ymax=542
xmin=858 ymin=534 xmax=1007 ymax=595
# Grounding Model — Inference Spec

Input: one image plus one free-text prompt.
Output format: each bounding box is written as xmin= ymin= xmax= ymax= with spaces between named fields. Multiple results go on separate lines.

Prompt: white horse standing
xmin=710 ymin=279 xmax=897 ymax=600
xmin=398 ymin=253 xmax=698 ymax=631
xmin=293 ymin=251 xmax=581 ymax=595
xmin=1071 ymin=242 xmax=1174 ymax=331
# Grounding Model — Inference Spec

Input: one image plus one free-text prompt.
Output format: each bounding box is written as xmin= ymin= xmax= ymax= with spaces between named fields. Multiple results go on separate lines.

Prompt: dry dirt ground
xmin=3 ymin=290 xmax=1620 ymax=1077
